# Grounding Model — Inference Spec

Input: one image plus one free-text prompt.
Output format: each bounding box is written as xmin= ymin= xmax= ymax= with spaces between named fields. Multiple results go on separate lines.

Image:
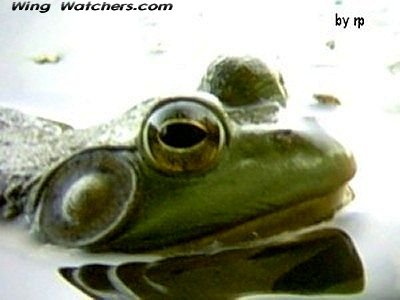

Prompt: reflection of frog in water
xmin=0 ymin=56 xmax=363 ymax=297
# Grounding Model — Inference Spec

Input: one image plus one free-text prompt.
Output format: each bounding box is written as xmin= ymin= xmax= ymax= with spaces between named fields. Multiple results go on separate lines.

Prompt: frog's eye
xmin=139 ymin=95 xmax=229 ymax=174
xmin=31 ymin=148 xmax=137 ymax=247
xmin=199 ymin=56 xmax=287 ymax=107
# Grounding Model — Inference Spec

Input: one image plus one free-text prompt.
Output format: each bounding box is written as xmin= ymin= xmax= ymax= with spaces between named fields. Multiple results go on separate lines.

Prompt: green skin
xmin=0 ymin=57 xmax=356 ymax=253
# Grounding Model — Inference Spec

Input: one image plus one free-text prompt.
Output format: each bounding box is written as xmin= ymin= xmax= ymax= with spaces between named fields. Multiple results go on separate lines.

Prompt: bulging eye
xmin=31 ymin=148 xmax=137 ymax=247
xmin=199 ymin=56 xmax=287 ymax=107
xmin=138 ymin=94 xmax=230 ymax=174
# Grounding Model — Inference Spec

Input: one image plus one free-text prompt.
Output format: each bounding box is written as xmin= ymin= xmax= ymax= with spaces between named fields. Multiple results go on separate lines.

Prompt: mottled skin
xmin=0 ymin=56 xmax=356 ymax=254
xmin=0 ymin=99 xmax=154 ymax=218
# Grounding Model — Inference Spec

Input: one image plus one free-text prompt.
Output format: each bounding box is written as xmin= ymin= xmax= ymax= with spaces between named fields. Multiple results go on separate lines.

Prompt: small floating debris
xmin=325 ymin=40 xmax=335 ymax=50
xmin=32 ymin=53 xmax=62 ymax=64
xmin=148 ymin=41 xmax=166 ymax=55
xmin=313 ymin=93 xmax=341 ymax=105
xmin=388 ymin=61 xmax=400 ymax=74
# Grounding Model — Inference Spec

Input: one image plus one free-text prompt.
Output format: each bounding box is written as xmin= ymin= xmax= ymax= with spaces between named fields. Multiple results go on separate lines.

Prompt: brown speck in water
xmin=32 ymin=53 xmax=62 ymax=65
xmin=313 ymin=94 xmax=341 ymax=105
xmin=325 ymin=40 xmax=335 ymax=50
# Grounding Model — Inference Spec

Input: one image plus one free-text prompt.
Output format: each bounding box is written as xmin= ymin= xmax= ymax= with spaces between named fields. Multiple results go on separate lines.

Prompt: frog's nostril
xmin=159 ymin=122 xmax=207 ymax=149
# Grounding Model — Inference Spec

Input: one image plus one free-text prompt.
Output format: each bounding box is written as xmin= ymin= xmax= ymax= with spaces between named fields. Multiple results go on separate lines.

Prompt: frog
xmin=0 ymin=55 xmax=356 ymax=255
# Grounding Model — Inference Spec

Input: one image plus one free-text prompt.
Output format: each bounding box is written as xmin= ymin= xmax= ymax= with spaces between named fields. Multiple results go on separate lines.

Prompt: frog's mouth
xmin=162 ymin=184 xmax=354 ymax=254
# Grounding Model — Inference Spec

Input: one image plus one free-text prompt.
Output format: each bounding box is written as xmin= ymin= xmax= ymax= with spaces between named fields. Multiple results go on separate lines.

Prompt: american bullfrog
xmin=0 ymin=56 xmax=356 ymax=254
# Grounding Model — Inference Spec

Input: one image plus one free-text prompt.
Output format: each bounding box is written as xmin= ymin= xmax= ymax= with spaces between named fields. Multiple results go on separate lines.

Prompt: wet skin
xmin=0 ymin=56 xmax=356 ymax=253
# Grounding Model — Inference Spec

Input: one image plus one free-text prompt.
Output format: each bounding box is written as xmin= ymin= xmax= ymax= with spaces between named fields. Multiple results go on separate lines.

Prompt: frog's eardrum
xmin=31 ymin=147 xmax=138 ymax=247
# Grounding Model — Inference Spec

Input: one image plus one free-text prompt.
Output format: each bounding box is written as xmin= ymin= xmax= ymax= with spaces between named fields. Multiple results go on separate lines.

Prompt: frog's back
xmin=0 ymin=101 xmax=152 ymax=218
xmin=0 ymin=107 xmax=75 ymax=217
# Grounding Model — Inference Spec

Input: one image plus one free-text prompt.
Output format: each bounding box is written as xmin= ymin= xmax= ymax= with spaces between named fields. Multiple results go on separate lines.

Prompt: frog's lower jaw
xmin=161 ymin=184 xmax=354 ymax=255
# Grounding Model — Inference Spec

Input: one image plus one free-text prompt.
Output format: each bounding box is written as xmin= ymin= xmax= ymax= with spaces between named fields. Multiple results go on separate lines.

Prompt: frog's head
xmin=28 ymin=57 xmax=356 ymax=253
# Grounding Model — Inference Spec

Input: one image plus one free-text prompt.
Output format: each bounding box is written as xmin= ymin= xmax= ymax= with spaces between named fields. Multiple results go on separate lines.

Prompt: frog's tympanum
xmin=0 ymin=56 xmax=364 ymax=297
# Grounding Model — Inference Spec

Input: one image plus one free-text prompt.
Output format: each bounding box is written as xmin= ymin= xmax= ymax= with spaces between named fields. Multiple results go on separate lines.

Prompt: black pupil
xmin=159 ymin=123 xmax=207 ymax=148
